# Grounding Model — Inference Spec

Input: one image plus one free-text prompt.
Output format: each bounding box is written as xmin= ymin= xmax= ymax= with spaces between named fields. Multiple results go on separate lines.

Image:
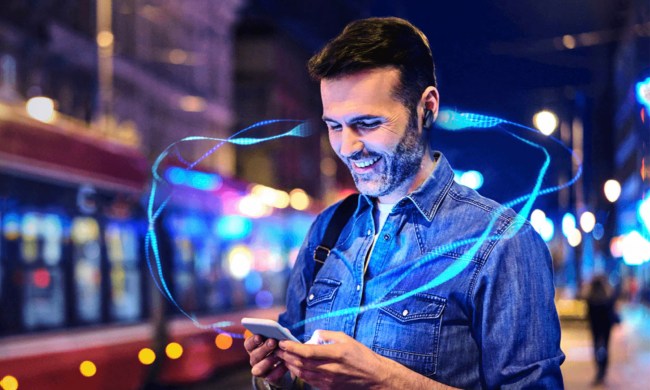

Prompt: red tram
xmin=0 ymin=101 xmax=314 ymax=389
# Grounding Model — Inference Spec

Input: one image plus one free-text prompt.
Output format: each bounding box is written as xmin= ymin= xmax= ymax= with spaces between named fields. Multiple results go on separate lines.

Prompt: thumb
xmin=307 ymin=329 xmax=348 ymax=345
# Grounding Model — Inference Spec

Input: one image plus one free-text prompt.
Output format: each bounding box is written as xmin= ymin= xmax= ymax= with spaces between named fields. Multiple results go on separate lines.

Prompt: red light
xmin=642 ymin=108 xmax=646 ymax=124
xmin=33 ymin=268 xmax=51 ymax=288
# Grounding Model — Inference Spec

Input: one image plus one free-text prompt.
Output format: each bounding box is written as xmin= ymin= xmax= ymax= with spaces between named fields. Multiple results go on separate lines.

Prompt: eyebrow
xmin=321 ymin=115 xmax=384 ymax=123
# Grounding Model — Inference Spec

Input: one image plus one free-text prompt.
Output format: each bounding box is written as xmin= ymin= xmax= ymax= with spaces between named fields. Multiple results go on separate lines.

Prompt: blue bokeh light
xmin=215 ymin=215 xmax=253 ymax=241
xmin=244 ymin=271 xmax=263 ymax=294
xmin=255 ymin=290 xmax=274 ymax=309
xmin=165 ymin=167 xmax=222 ymax=191
xmin=562 ymin=213 xmax=577 ymax=238
xmin=636 ymin=76 xmax=650 ymax=111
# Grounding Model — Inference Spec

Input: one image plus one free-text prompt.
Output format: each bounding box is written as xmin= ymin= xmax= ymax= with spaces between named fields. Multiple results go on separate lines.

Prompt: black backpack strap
xmin=312 ymin=193 xmax=359 ymax=278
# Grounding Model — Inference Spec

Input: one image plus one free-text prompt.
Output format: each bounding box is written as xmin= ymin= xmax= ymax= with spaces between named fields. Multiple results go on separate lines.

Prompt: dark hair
xmin=308 ymin=17 xmax=436 ymax=109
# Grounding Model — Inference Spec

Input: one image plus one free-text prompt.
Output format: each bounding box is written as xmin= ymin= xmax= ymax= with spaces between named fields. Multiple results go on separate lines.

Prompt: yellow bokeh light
xmin=96 ymin=31 xmax=114 ymax=48
xmin=604 ymin=179 xmax=621 ymax=203
xmin=227 ymin=245 xmax=254 ymax=280
xmin=289 ymin=188 xmax=310 ymax=211
xmin=562 ymin=34 xmax=576 ymax=49
xmin=579 ymin=211 xmax=596 ymax=233
xmin=0 ymin=375 xmax=18 ymax=390
xmin=215 ymin=333 xmax=233 ymax=350
xmin=168 ymin=49 xmax=188 ymax=65
xmin=79 ymin=360 xmax=97 ymax=377
xmin=179 ymin=95 xmax=206 ymax=112
xmin=567 ymin=229 xmax=582 ymax=247
xmin=138 ymin=348 xmax=156 ymax=365
xmin=244 ymin=330 xmax=253 ymax=340
xmin=532 ymin=110 xmax=558 ymax=136
xmin=165 ymin=342 xmax=184 ymax=360
xmin=251 ymin=185 xmax=290 ymax=209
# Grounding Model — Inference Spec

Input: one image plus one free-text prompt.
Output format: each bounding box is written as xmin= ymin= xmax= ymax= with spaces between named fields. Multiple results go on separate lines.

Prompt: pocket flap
xmin=379 ymin=291 xmax=446 ymax=322
xmin=306 ymin=278 xmax=341 ymax=307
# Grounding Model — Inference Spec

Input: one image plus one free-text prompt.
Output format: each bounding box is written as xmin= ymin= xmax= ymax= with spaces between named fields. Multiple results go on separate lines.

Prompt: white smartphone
xmin=241 ymin=318 xmax=301 ymax=343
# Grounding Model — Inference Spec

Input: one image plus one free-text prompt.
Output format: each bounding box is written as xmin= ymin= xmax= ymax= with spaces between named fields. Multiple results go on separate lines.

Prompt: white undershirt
xmin=374 ymin=201 xmax=395 ymax=233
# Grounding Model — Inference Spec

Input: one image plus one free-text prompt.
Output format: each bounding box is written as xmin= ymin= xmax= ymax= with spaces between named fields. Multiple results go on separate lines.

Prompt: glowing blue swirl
xmin=290 ymin=108 xmax=582 ymax=334
xmin=145 ymin=110 xmax=582 ymax=341
xmin=146 ymin=119 xmax=313 ymax=334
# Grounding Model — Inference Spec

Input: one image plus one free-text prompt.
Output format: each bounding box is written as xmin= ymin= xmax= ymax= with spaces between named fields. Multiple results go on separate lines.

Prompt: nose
xmin=339 ymin=127 xmax=364 ymax=158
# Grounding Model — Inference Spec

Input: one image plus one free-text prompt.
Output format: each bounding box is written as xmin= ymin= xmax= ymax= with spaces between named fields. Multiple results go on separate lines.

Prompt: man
xmin=245 ymin=17 xmax=564 ymax=389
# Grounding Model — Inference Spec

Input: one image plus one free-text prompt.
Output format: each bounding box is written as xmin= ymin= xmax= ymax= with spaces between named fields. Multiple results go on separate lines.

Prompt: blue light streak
xmin=291 ymin=108 xmax=582 ymax=334
xmin=145 ymin=110 xmax=582 ymax=341
xmin=145 ymin=119 xmax=313 ymax=334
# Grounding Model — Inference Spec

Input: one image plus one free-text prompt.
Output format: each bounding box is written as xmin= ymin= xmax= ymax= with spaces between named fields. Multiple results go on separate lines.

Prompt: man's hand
xmin=244 ymin=334 xmax=288 ymax=386
xmin=276 ymin=330 xmax=458 ymax=390
xmin=276 ymin=330 xmax=388 ymax=390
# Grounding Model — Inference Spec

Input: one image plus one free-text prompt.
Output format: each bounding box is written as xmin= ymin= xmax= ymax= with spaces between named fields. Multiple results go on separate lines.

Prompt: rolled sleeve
xmin=472 ymin=221 xmax=565 ymax=389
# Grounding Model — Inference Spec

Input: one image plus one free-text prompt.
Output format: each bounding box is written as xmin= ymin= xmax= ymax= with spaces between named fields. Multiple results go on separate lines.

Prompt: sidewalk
xmin=561 ymin=303 xmax=650 ymax=389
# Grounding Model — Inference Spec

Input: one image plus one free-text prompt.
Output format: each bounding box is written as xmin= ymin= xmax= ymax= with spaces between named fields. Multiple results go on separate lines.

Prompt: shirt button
xmin=356 ymin=284 xmax=361 ymax=291
xmin=308 ymin=294 xmax=315 ymax=301
xmin=383 ymin=234 xmax=390 ymax=240
xmin=367 ymin=229 xmax=372 ymax=236
xmin=402 ymin=309 xmax=409 ymax=316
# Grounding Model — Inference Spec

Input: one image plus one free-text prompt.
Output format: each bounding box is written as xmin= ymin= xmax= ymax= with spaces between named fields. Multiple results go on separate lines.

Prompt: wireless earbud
xmin=423 ymin=109 xmax=433 ymax=130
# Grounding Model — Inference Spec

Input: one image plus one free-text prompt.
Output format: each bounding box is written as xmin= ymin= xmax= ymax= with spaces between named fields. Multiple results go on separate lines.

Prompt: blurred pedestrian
xmin=586 ymin=275 xmax=619 ymax=385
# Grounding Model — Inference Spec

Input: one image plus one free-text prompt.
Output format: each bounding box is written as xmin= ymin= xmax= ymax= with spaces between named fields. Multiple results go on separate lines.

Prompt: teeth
xmin=354 ymin=156 xmax=380 ymax=168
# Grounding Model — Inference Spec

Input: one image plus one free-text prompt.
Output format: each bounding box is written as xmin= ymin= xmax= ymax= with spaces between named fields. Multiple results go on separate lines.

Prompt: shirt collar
xmin=356 ymin=151 xmax=455 ymax=222
xmin=405 ymin=151 xmax=455 ymax=222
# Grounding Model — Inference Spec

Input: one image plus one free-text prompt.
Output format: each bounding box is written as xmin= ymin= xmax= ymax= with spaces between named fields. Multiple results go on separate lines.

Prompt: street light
xmin=26 ymin=96 xmax=56 ymax=123
xmin=603 ymin=179 xmax=621 ymax=203
xmin=533 ymin=110 xmax=558 ymax=136
xmin=567 ymin=229 xmax=582 ymax=247
xmin=579 ymin=211 xmax=596 ymax=233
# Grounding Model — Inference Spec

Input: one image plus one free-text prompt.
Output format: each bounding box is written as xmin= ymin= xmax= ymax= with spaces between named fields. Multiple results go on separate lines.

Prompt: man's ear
xmin=420 ymin=86 xmax=440 ymax=122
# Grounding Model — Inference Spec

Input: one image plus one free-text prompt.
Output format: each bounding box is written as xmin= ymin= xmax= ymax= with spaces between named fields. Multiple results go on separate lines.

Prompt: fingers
xmin=309 ymin=329 xmax=347 ymax=344
xmin=279 ymin=339 xmax=335 ymax=360
xmin=246 ymin=335 xmax=292 ymax=384
xmin=249 ymin=338 xmax=279 ymax=370
xmin=244 ymin=334 xmax=264 ymax=353
xmin=276 ymin=349 xmax=332 ymax=372
xmin=264 ymin=361 xmax=289 ymax=384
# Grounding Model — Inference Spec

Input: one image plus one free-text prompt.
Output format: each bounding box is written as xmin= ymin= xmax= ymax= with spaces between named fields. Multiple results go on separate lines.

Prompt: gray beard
xmin=349 ymin=112 xmax=425 ymax=198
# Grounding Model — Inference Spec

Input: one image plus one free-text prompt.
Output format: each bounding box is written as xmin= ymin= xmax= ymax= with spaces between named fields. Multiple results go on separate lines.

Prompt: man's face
xmin=321 ymin=68 xmax=425 ymax=201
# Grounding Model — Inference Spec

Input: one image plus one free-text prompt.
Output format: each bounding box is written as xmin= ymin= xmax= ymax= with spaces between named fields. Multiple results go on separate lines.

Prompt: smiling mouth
xmin=352 ymin=155 xmax=381 ymax=169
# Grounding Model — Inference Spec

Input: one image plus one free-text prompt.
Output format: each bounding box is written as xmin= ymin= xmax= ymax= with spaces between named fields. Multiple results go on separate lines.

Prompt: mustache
xmin=347 ymin=150 xmax=382 ymax=162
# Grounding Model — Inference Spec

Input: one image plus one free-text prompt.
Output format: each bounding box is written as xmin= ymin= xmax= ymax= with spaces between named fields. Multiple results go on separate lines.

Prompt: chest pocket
xmin=372 ymin=291 xmax=446 ymax=376
xmin=305 ymin=278 xmax=341 ymax=336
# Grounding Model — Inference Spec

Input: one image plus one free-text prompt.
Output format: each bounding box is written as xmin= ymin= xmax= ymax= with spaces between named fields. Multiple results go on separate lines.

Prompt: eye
xmin=326 ymin=122 xmax=342 ymax=132
xmin=356 ymin=120 xmax=382 ymax=130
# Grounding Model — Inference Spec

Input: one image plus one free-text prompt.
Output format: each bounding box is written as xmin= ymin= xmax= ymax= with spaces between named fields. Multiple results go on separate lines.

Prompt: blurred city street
xmin=562 ymin=303 xmax=650 ymax=390
xmin=1 ymin=1 xmax=649 ymax=389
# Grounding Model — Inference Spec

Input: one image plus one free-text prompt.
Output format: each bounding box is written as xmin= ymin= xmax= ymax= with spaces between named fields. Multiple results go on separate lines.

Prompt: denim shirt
xmin=279 ymin=152 xmax=565 ymax=389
